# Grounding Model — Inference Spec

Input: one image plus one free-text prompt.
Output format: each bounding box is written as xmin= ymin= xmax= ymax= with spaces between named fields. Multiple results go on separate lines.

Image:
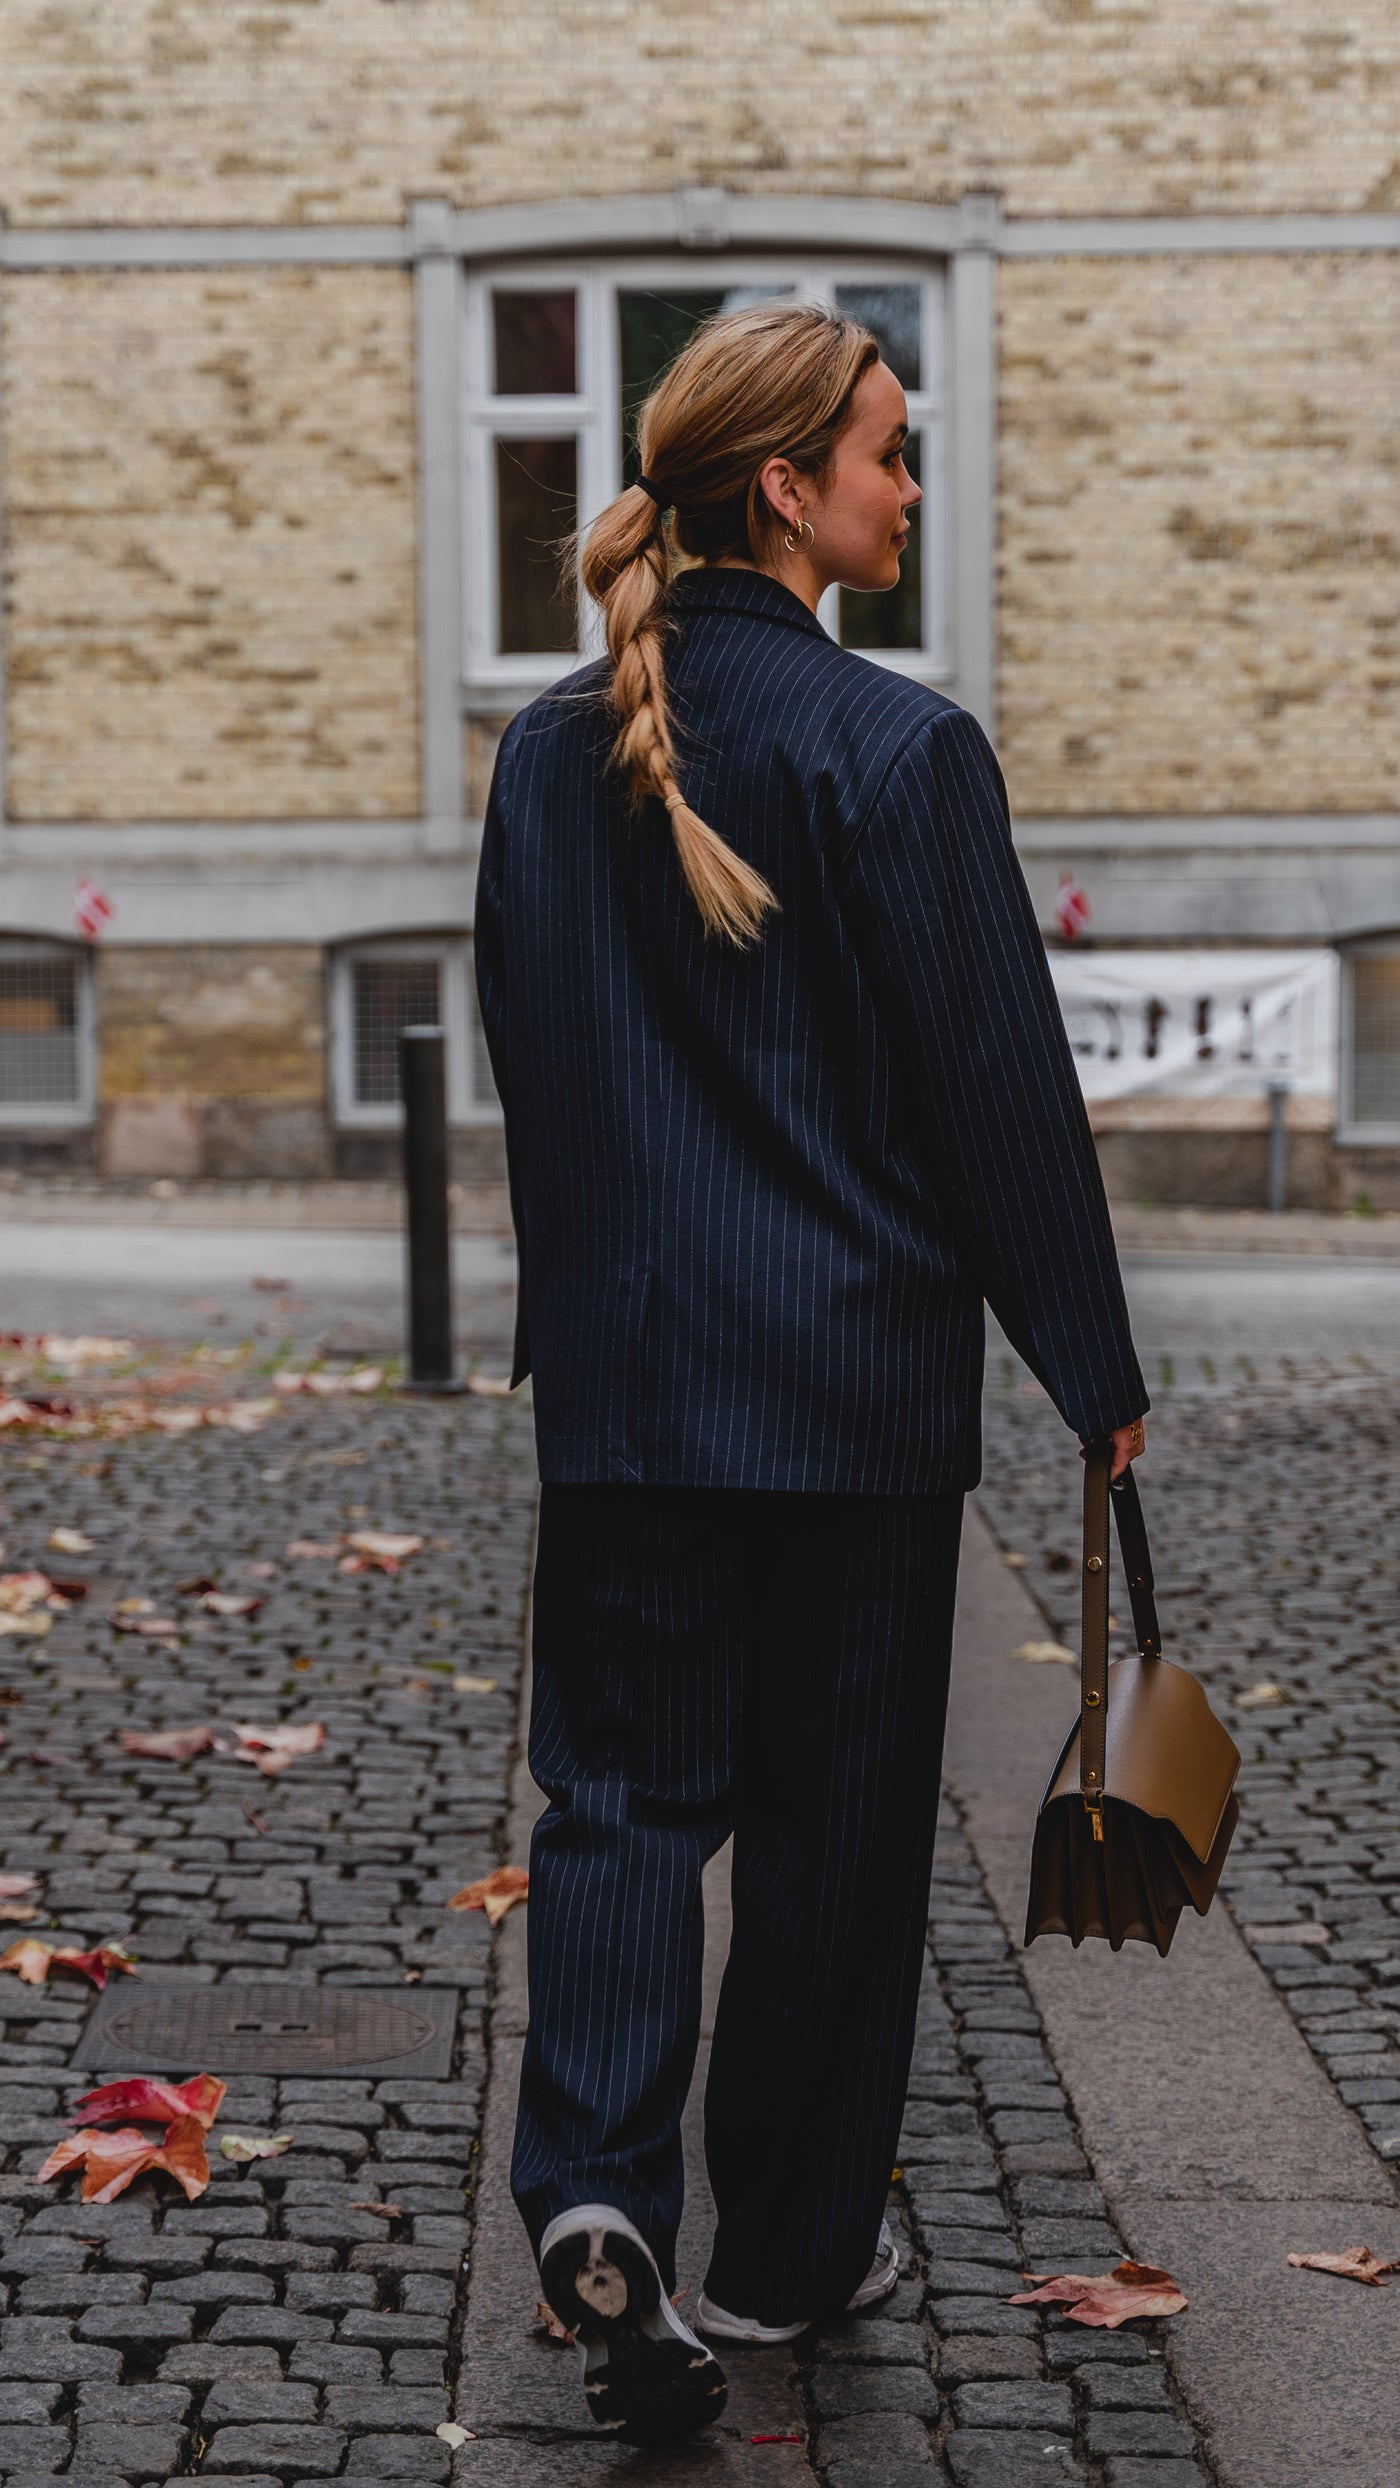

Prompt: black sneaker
xmin=539 ymin=2203 xmax=728 ymax=2447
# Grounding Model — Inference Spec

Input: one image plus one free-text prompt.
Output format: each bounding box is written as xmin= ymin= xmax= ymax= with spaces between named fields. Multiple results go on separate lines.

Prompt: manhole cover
xmin=71 ymin=1982 xmax=457 ymax=2077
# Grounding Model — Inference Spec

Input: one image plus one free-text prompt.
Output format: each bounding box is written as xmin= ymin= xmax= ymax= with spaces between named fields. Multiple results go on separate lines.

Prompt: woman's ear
xmin=755 ymin=454 xmax=802 ymax=530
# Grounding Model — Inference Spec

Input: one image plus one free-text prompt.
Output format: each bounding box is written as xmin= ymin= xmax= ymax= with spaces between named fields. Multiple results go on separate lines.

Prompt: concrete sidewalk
xmin=944 ymin=1507 xmax=1400 ymax=2488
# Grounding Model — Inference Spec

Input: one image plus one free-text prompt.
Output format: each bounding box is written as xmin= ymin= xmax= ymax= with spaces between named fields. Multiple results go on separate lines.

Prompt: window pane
xmin=0 ymin=952 xmax=79 ymax=1106
xmin=1350 ymin=955 xmax=1400 ymax=1124
xmin=492 ymin=289 xmax=577 ymax=395
xmin=835 ymin=282 xmax=922 ymax=390
xmin=617 ymin=284 xmax=794 ymax=482
xmin=351 ymin=958 xmax=442 ymax=1108
xmin=838 ymin=434 xmax=923 ymax=653
xmin=495 ymin=437 xmax=578 ymax=655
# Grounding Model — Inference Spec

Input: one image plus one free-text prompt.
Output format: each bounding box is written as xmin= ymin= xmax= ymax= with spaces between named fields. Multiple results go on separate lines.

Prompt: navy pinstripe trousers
xmin=510 ymin=1483 xmax=963 ymax=2327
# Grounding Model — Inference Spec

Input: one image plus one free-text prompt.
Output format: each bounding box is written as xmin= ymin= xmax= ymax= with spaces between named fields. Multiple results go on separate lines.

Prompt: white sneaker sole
xmin=694 ymin=2225 xmax=900 ymax=2342
xmin=539 ymin=2204 xmax=727 ymax=2446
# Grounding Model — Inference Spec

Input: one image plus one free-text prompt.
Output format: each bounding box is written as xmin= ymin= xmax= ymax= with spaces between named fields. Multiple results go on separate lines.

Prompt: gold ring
xmin=1129 ymin=1419 xmax=1144 ymax=1452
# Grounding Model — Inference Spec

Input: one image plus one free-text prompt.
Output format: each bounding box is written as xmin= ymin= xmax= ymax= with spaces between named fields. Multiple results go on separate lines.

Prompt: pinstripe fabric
xmin=511 ymin=1482 xmax=963 ymax=2324
xmin=474 ymin=565 xmax=1148 ymax=1491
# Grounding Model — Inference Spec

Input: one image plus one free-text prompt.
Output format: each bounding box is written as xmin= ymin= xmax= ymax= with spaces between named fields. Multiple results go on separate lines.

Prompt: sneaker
xmin=694 ymin=2219 xmax=900 ymax=2343
xmin=538 ymin=2204 xmax=728 ymax=2447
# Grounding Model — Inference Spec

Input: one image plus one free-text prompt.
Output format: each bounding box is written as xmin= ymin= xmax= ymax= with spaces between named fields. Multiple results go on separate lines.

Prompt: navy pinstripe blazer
xmin=474 ymin=565 xmax=1147 ymax=1491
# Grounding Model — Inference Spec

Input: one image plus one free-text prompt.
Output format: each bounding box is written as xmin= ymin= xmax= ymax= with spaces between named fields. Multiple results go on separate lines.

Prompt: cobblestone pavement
xmin=0 ymin=1388 xmax=537 ymax=2488
xmin=0 ymin=1367 xmax=1221 ymax=2488
xmin=797 ymin=1811 xmax=1212 ymax=2488
xmin=978 ymin=1360 xmax=1400 ymax=2191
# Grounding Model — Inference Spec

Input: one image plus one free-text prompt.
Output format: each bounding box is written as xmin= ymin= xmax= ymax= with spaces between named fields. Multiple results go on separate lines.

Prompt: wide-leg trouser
xmin=509 ymin=1483 xmax=963 ymax=2329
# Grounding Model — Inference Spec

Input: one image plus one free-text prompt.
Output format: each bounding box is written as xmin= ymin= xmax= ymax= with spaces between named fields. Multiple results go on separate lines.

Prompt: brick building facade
xmin=1 ymin=2 xmax=1398 ymax=1203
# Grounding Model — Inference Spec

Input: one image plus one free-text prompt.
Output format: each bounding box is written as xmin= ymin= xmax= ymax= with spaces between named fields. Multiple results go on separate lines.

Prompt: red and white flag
xmin=1054 ymin=871 xmax=1092 ymax=942
xmin=73 ymin=876 xmax=114 ymax=942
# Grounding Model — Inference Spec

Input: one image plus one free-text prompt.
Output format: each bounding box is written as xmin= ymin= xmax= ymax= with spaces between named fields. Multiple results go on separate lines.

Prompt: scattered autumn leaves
xmin=1011 ymin=2261 xmax=1188 ymax=2327
xmin=0 ymin=1939 xmax=135 ymax=1989
xmin=119 ymin=1720 xmax=325 ymax=1776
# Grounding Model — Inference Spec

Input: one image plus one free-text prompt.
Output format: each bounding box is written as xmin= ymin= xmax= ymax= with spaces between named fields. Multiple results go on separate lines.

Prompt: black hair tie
xmin=636 ymin=474 xmax=671 ymax=509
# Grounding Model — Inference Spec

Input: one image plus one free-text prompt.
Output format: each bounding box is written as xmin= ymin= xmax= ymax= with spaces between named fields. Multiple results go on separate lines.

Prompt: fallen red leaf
xmin=0 ymin=1874 xmax=39 ymax=1901
xmin=1010 ymin=2260 xmax=1187 ymax=2327
xmin=39 ymin=2111 xmax=210 ymax=2202
xmin=69 ymin=2073 xmax=226 ymax=2131
xmin=447 ymin=1865 xmax=529 ymax=1926
xmin=120 ymin=1726 xmax=216 ymax=1762
xmin=533 ymin=2298 xmax=575 ymax=2344
xmin=0 ymin=1939 xmax=137 ymax=1990
xmin=1288 ymin=2246 xmax=1400 ymax=2287
xmin=176 ymin=1576 xmax=219 ymax=1598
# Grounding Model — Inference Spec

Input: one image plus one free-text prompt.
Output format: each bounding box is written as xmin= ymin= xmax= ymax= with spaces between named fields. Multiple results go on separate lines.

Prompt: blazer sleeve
xmin=473 ymin=732 xmax=532 ymax=1387
xmin=836 ymin=705 xmax=1148 ymax=1443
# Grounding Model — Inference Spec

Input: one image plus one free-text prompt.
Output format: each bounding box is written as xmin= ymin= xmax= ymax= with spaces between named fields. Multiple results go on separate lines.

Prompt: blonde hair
xmin=579 ymin=301 xmax=878 ymax=945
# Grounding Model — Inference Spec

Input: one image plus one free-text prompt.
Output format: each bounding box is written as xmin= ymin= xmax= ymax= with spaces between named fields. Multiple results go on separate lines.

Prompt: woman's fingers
xmin=1108 ymin=1417 xmax=1147 ymax=1480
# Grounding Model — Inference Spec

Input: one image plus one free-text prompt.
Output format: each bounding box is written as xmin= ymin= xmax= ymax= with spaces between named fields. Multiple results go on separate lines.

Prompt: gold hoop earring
xmin=783 ymin=517 xmax=815 ymax=554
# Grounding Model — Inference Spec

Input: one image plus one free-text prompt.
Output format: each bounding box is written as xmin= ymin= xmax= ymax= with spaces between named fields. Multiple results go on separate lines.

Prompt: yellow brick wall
xmin=0 ymin=1 xmax=1395 ymax=226
xmin=1 ymin=266 xmax=419 ymax=821
xmin=96 ymin=944 xmax=328 ymax=1177
xmin=998 ymin=253 xmax=1400 ymax=816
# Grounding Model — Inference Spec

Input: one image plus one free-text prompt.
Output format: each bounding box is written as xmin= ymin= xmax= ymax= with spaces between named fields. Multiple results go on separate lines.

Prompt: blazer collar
xmin=667 ymin=564 xmax=832 ymax=643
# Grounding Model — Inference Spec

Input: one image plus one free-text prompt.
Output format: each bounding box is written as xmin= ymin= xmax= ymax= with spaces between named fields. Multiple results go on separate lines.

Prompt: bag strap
xmin=1079 ymin=1445 xmax=1164 ymax=1835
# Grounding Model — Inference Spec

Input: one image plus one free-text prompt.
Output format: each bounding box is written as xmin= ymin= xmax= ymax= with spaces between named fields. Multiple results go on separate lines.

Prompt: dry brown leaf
xmin=36 ymin=1336 xmax=130 ymax=1368
xmin=0 ymin=1905 xmax=40 ymax=1923
xmin=1235 ymin=1682 xmax=1284 ymax=1709
xmin=1288 ymin=2246 xmax=1400 ymax=2287
xmin=200 ymin=1592 xmax=265 ymax=1618
xmin=220 ymin=2133 xmax=292 ymax=2162
xmin=1015 ymin=1639 xmax=1077 ymax=1665
xmin=229 ymin=1720 xmax=325 ymax=1776
xmin=1010 ymin=2260 xmax=1187 ymax=2327
xmin=350 ymin=2200 xmax=406 ymax=2219
xmin=339 ymin=1531 xmax=424 ymax=1575
xmin=468 ymin=1374 xmax=514 ymax=1397
xmin=48 ymin=1528 xmax=95 ymax=1555
xmin=452 ymin=1675 xmax=498 ymax=1694
xmin=286 ymin=1539 xmax=342 ymax=1560
xmin=0 ymin=1572 xmax=57 ymax=1615
xmin=120 ymin=1726 xmax=216 ymax=1762
xmin=274 ymin=1367 xmax=383 ymax=1397
xmin=0 ymin=1939 xmax=137 ymax=1990
xmin=39 ymin=2110 xmax=209 ymax=2203
xmin=0 ymin=1874 xmax=39 ymax=1901
xmin=448 ymin=1865 xmax=529 ymax=1926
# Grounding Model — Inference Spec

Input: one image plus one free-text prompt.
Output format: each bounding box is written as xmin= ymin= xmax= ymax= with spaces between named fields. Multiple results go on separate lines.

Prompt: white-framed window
xmin=0 ymin=938 xmax=94 ymax=1127
xmin=462 ymin=258 xmax=947 ymax=703
xmin=329 ymin=936 xmax=500 ymax=1129
xmin=1339 ymin=936 xmax=1400 ymax=1143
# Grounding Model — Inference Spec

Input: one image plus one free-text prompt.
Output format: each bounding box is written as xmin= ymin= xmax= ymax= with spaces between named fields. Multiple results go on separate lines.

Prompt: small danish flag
xmin=1054 ymin=871 xmax=1092 ymax=942
xmin=73 ymin=875 xmax=114 ymax=942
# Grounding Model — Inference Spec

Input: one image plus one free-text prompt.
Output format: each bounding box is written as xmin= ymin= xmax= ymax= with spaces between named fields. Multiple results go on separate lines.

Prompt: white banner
xmin=1047 ymin=949 xmax=1338 ymax=1100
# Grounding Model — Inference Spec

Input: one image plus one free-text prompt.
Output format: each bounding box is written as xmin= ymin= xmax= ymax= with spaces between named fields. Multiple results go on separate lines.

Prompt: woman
xmin=474 ymin=301 xmax=1147 ymax=2448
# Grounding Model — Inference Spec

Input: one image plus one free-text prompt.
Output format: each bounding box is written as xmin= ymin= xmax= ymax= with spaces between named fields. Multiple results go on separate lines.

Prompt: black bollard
xmin=399 ymin=1025 xmax=463 ymax=1392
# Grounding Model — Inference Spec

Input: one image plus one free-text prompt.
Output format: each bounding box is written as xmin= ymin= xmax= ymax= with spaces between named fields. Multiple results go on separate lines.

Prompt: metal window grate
xmin=1350 ymin=954 xmax=1400 ymax=1126
xmin=0 ymin=950 xmax=81 ymax=1107
xmin=351 ymin=957 xmax=442 ymax=1108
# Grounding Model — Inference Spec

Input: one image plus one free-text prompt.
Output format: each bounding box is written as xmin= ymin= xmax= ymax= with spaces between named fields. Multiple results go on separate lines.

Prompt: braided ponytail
xmin=578 ymin=301 xmax=877 ymax=947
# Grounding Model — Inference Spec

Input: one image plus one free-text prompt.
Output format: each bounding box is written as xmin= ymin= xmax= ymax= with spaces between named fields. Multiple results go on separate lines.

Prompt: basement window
xmin=0 ymin=940 xmax=93 ymax=1126
xmin=1341 ymin=940 xmax=1400 ymax=1142
xmin=330 ymin=937 xmax=500 ymax=1129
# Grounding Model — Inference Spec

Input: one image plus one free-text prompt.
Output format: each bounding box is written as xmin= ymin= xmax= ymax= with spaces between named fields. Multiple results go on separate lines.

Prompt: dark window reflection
xmin=835 ymin=282 xmax=922 ymax=391
xmin=495 ymin=437 xmax=578 ymax=654
xmin=492 ymin=290 xmax=577 ymax=395
xmin=617 ymin=285 xmax=797 ymax=482
xmin=839 ymin=434 xmax=922 ymax=651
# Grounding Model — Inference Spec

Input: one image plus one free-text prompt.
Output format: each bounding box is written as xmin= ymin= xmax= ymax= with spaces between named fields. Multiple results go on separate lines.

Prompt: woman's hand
xmin=1079 ymin=1418 xmax=1146 ymax=1480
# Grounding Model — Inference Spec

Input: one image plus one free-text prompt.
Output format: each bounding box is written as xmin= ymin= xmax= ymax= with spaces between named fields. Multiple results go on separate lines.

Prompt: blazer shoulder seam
xmin=835 ymin=700 xmax=966 ymax=876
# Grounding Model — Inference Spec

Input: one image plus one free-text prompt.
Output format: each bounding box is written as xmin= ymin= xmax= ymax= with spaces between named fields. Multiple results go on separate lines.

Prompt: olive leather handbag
xmin=1025 ymin=1444 xmax=1241 ymax=1957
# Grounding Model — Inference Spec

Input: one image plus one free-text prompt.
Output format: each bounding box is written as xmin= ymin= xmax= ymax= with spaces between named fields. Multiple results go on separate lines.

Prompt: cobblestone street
xmin=2 ymin=1287 xmax=1398 ymax=2485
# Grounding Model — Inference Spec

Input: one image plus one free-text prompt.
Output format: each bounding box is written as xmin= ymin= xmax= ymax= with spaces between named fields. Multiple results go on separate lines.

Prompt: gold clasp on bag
xmin=1085 ymin=1796 xmax=1105 ymax=1842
